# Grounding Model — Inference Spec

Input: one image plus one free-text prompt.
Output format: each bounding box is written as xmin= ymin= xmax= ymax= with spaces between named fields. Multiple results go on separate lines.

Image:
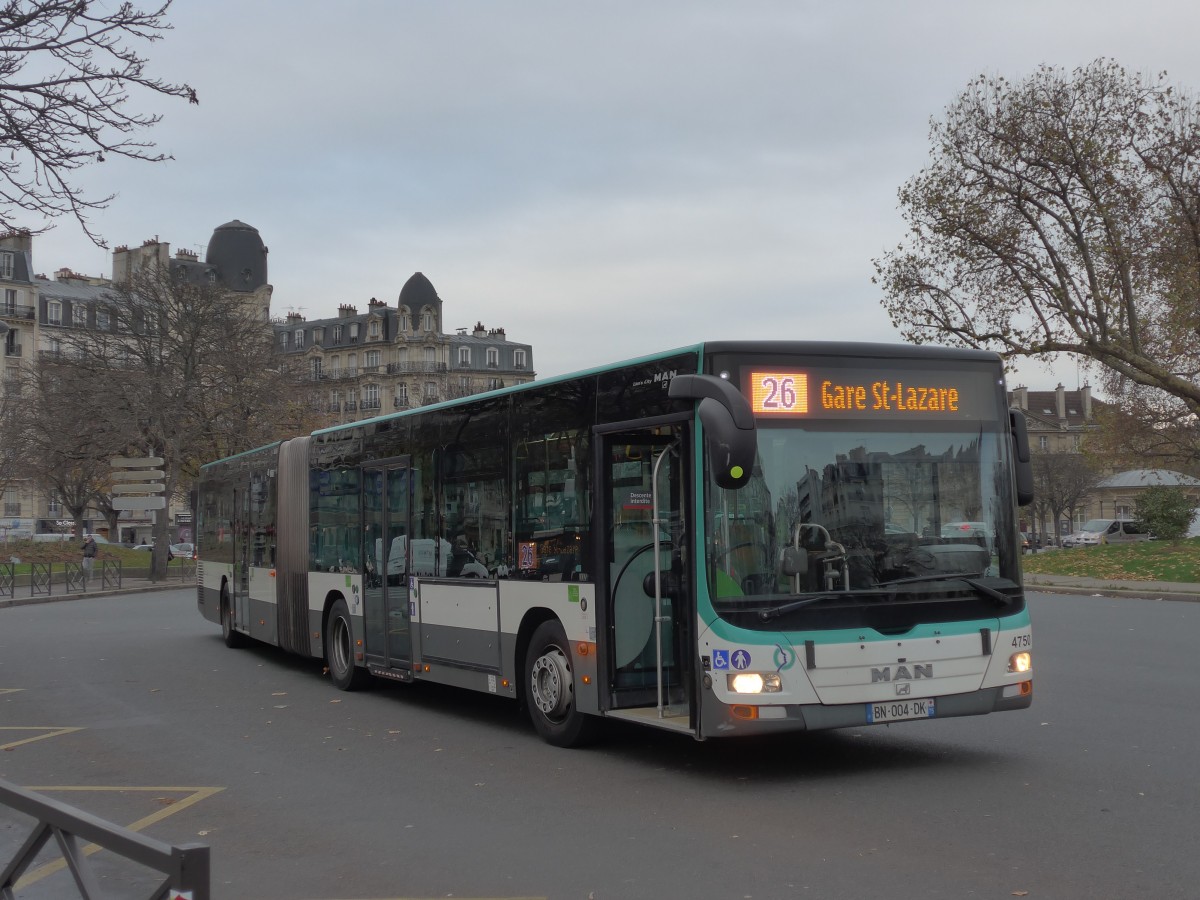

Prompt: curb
xmin=0 ymin=582 xmax=194 ymax=610
xmin=1025 ymin=580 xmax=1200 ymax=603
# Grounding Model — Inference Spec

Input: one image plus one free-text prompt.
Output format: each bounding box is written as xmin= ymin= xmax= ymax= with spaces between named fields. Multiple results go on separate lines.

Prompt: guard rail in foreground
xmin=0 ymin=779 xmax=210 ymax=899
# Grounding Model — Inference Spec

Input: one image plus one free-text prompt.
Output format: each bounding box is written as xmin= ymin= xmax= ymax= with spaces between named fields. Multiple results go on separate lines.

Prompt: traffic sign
xmin=111 ymin=483 xmax=165 ymax=495
xmin=111 ymin=469 xmax=165 ymax=482
xmin=112 ymin=497 xmax=167 ymax=511
xmin=111 ymin=456 xmax=165 ymax=468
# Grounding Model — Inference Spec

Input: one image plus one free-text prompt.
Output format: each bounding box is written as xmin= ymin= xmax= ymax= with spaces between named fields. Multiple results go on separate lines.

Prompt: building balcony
xmin=361 ymin=398 xmax=381 ymax=410
xmin=393 ymin=397 xmax=410 ymax=409
xmin=0 ymin=304 xmax=35 ymax=320
xmin=4 ymin=344 xmax=20 ymax=357
xmin=387 ymin=362 xmax=448 ymax=374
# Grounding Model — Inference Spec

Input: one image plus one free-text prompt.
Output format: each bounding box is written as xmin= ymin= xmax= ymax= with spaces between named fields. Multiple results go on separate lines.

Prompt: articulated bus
xmin=197 ymin=341 xmax=1035 ymax=746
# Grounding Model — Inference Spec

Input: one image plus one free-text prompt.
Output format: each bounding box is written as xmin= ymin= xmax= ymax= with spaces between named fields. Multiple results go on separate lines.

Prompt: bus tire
xmin=325 ymin=597 xmax=370 ymax=691
xmin=524 ymin=619 xmax=598 ymax=747
xmin=220 ymin=584 xmax=244 ymax=649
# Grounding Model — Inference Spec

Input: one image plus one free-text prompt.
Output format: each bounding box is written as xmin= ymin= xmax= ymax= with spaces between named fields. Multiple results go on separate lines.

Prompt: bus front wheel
xmin=325 ymin=597 xmax=370 ymax=691
xmin=524 ymin=619 xmax=598 ymax=747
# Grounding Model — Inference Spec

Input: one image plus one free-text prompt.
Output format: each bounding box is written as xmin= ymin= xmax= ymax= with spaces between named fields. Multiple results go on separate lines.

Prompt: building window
xmin=514 ymin=349 xmax=526 ymax=369
xmin=3 ymin=288 xmax=15 ymax=313
xmin=396 ymin=383 xmax=408 ymax=404
xmin=424 ymin=346 xmax=435 ymax=365
xmin=48 ymin=337 xmax=61 ymax=355
xmin=332 ymin=325 xmax=342 ymax=344
xmin=349 ymin=322 xmax=359 ymax=342
xmin=279 ymin=331 xmax=288 ymax=349
xmin=1072 ymin=435 xmax=1081 ymax=451
xmin=294 ymin=328 xmax=304 ymax=349
xmin=422 ymin=309 xmax=433 ymax=332
xmin=458 ymin=375 xmax=470 ymax=390
xmin=369 ymin=320 xmax=379 ymax=337
xmin=365 ymin=350 xmax=380 ymax=368
xmin=459 ymin=347 xmax=470 ymax=366
xmin=0 ymin=252 xmax=13 ymax=279
xmin=311 ymin=359 xmax=322 ymax=380
xmin=398 ymin=308 xmax=409 ymax=333
xmin=96 ymin=307 xmax=110 ymax=329
xmin=487 ymin=377 xmax=502 ymax=391
xmin=47 ymin=300 xmax=61 ymax=325
xmin=364 ymin=384 xmax=379 ymax=408
xmin=72 ymin=304 xmax=86 ymax=327
xmin=1038 ymin=436 xmax=1048 ymax=450
xmin=397 ymin=346 xmax=408 ymax=365
xmin=486 ymin=347 xmax=499 ymax=368
xmin=329 ymin=357 xmax=340 ymax=377
xmin=424 ymin=381 xmax=437 ymax=400
xmin=313 ymin=327 xmax=324 ymax=344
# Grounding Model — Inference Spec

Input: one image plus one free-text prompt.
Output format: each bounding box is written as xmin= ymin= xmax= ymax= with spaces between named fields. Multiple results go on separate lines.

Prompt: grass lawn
xmin=0 ymin=539 xmax=190 ymax=574
xmin=1023 ymin=537 xmax=1200 ymax=583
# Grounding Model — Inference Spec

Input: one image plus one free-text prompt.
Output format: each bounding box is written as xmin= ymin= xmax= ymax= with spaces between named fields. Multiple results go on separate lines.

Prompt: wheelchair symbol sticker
xmin=713 ymin=649 xmax=729 ymax=669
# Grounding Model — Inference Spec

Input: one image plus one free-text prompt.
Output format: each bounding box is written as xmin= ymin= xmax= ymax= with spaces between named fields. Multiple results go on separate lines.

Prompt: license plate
xmin=866 ymin=698 xmax=936 ymax=724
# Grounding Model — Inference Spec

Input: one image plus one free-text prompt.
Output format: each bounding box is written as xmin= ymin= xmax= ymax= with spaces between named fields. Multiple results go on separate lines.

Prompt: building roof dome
xmin=205 ymin=219 xmax=268 ymax=292
xmin=399 ymin=271 xmax=439 ymax=308
xmin=1097 ymin=468 xmax=1200 ymax=489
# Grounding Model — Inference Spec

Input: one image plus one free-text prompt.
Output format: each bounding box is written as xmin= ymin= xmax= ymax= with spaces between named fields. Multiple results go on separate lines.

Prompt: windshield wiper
xmin=876 ymin=572 xmax=1014 ymax=607
xmin=758 ymin=592 xmax=856 ymax=621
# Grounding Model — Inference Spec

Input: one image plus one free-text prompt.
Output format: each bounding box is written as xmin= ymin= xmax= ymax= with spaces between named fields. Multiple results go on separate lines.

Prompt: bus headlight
xmin=1008 ymin=651 xmax=1031 ymax=674
xmin=727 ymin=672 xmax=782 ymax=693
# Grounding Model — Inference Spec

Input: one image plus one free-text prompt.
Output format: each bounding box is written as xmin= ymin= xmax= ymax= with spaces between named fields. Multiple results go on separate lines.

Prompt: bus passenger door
xmin=232 ymin=488 xmax=251 ymax=633
xmin=600 ymin=424 xmax=693 ymax=728
xmin=361 ymin=461 xmax=413 ymax=670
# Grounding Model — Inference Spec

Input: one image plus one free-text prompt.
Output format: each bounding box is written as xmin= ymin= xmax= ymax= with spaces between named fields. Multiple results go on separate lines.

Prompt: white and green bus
xmin=197 ymin=341 xmax=1034 ymax=746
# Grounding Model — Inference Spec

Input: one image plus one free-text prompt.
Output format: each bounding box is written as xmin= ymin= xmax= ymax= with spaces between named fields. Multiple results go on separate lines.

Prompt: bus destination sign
xmin=747 ymin=369 xmax=984 ymax=419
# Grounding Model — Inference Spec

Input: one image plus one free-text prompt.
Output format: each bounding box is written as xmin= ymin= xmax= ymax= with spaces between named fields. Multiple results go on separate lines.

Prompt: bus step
xmin=605 ymin=706 xmax=693 ymax=734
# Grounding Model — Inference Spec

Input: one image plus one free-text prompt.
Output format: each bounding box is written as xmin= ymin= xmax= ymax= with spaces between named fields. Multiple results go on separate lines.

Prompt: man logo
xmin=895 ymin=682 xmax=911 ymax=696
xmin=870 ymin=664 xmax=933 ymax=683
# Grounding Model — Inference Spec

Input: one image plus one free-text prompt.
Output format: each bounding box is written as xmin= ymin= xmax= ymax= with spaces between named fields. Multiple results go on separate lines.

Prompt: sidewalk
xmin=0 ymin=575 xmax=194 ymax=609
xmin=1023 ymin=573 xmax=1200 ymax=602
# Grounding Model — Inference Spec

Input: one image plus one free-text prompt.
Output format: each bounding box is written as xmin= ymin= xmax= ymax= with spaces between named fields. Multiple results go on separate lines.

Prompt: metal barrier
xmin=101 ymin=559 xmax=123 ymax=591
xmin=30 ymin=563 xmax=51 ymax=597
xmin=0 ymin=778 xmax=210 ymax=899
xmin=0 ymin=563 xmax=12 ymax=598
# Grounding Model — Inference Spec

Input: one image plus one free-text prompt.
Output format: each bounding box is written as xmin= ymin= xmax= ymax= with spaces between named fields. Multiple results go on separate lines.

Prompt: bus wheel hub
xmin=531 ymin=649 xmax=571 ymax=718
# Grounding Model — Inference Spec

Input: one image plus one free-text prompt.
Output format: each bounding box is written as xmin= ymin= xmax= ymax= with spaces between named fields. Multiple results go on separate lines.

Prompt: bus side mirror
xmin=780 ymin=546 xmax=809 ymax=576
xmin=669 ymin=374 xmax=756 ymax=490
xmin=1008 ymin=409 xmax=1034 ymax=507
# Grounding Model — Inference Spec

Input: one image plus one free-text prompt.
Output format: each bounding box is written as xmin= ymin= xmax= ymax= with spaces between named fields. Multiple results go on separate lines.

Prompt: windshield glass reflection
xmin=706 ymin=423 xmax=1018 ymax=611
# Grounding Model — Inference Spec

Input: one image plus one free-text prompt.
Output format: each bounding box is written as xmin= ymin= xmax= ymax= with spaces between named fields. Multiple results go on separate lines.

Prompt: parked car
xmin=169 ymin=542 xmax=195 ymax=559
xmin=1062 ymin=518 xmax=1151 ymax=548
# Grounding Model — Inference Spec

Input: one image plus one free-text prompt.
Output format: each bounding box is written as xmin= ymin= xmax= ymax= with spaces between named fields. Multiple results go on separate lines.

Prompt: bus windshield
xmin=705 ymin=420 xmax=1020 ymax=615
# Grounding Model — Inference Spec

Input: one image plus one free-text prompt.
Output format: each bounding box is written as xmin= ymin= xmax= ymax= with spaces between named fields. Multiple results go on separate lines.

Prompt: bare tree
xmin=52 ymin=264 xmax=307 ymax=577
xmin=1029 ymin=452 xmax=1101 ymax=545
xmin=0 ymin=0 xmax=197 ymax=243
xmin=874 ymin=59 xmax=1200 ymax=430
xmin=7 ymin=359 xmax=114 ymax=536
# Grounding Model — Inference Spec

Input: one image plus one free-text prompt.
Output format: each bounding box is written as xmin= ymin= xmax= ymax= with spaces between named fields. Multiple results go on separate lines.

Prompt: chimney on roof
xmin=285 ymin=311 xmax=304 ymax=323
xmin=490 ymin=326 xmax=506 ymax=340
xmin=368 ymin=297 xmax=385 ymax=310
xmin=473 ymin=321 xmax=486 ymax=338
xmin=1082 ymin=384 xmax=1092 ymax=420
xmin=339 ymin=304 xmax=357 ymax=318
xmin=1055 ymin=383 xmax=1066 ymax=421
xmin=1011 ymin=386 xmax=1028 ymax=410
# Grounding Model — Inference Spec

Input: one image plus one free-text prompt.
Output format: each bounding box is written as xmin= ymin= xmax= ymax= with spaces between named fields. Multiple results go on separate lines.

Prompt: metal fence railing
xmin=0 ymin=561 xmax=195 ymax=600
xmin=0 ymin=778 xmax=210 ymax=899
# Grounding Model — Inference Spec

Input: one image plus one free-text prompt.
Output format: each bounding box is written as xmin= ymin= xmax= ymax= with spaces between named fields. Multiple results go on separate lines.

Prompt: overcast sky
xmin=27 ymin=0 xmax=1200 ymax=392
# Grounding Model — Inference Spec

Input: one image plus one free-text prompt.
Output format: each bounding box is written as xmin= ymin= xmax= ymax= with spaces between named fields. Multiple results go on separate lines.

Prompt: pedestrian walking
xmin=81 ymin=535 xmax=97 ymax=582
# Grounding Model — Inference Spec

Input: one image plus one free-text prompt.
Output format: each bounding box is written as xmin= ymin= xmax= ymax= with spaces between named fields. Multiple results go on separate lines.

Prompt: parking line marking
xmin=14 ymin=786 xmax=224 ymax=890
xmin=0 ymin=726 xmax=84 ymax=750
xmin=0 ymin=688 xmax=23 ymax=695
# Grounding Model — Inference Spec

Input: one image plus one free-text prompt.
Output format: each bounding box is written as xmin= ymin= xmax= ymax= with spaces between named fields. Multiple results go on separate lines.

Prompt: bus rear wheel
xmin=325 ymin=597 xmax=370 ymax=691
xmin=525 ymin=619 xmax=599 ymax=747
xmin=221 ymin=585 xmax=244 ymax=649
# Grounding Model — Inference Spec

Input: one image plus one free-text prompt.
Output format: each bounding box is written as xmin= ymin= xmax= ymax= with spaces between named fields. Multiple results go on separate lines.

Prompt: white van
xmin=1062 ymin=518 xmax=1150 ymax=548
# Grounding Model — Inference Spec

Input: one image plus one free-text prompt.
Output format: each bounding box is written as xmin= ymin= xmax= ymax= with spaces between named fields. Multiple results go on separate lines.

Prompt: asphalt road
xmin=2 ymin=588 xmax=1198 ymax=899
